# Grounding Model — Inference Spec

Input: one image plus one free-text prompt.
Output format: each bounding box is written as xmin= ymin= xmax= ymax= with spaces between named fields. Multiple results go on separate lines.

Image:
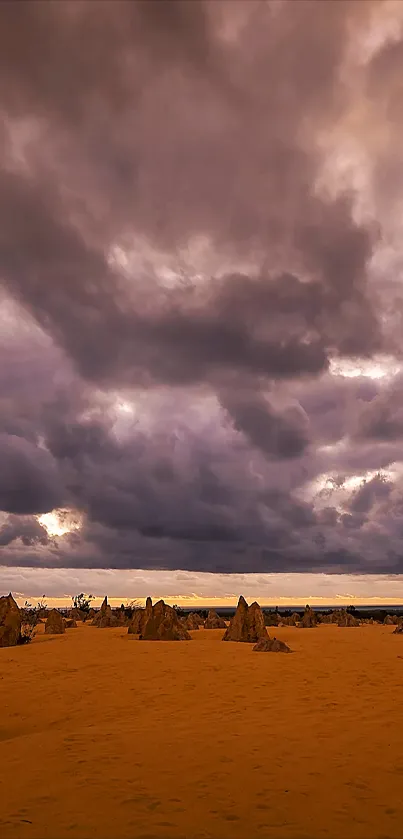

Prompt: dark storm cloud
xmin=220 ymin=385 xmax=310 ymax=459
xmin=0 ymin=514 xmax=50 ymax=547
xmin=353 ymin=376 xmax=403 ymax=441
xmin=0 ymin=0 xmax=402 ymax=579
xmin=0 ymin=433 xmax=64 ymax=515
xmin=0 ymin=167 xmax=369 ymax=389
xmin=0 ymin=0 xmax=384 ymax=388
xmin=348 ymin=474 xmax=392 ymax=514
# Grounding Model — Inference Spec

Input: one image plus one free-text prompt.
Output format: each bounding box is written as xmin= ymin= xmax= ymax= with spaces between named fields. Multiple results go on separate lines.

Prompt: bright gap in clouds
xmin=329 ymin=355 xmax=401 ymax=379
xmin=38 ymin=509 xmax=82 ymax=538
xmin=304 ymin=465 xmax=403 ymax=511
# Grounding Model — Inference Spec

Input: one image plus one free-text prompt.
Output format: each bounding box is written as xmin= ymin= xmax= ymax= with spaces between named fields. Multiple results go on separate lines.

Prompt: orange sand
xmin=1 ymin=623 xmax=402 ymax=839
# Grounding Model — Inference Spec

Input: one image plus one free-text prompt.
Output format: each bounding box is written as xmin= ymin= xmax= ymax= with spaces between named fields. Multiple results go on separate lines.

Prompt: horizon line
xmin=9 ymin=594 xmax=403 ymax=609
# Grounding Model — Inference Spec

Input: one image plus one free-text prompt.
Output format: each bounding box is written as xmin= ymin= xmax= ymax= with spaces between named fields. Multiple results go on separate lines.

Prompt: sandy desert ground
xmin=1 ymin=622 xmax=403 ymax=839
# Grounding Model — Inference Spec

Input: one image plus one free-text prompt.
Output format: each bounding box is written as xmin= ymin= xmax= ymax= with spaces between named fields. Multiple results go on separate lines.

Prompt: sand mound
xmin=204 ymin=609 xmax=226 ymax=629
xmin=223 ymin=596 xmax=268 ymax=643
xmin=140 ymin=600 xmax=191 ymax=641
xmin=253 ymin=636 xmax=291 ymax=653
xmin=0 ymin=593 xmax=22 ymax=647
xmin=45 ymin=609 xmax=66 ymax=635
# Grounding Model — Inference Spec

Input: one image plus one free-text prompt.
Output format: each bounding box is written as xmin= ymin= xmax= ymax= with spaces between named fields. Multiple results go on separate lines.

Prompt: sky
xmin=2 ymin=0 xmax=403 ymax=606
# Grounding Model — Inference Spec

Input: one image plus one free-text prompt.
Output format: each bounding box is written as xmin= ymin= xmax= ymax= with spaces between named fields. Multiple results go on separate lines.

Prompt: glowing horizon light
xmin=38 ymin=509 xmax=82 ymax=538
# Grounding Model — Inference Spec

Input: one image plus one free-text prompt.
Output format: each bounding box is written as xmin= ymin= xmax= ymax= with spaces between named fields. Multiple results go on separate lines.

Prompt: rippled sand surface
xmin=1 ymin=622 xmax=402 ymax=839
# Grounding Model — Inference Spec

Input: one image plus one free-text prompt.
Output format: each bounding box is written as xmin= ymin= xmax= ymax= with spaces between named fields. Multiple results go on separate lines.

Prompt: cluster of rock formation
xmin=0 ymin=595 xmax=78 ymax=645
xmin=335 ymin=610 xmax=360 ymax=627
xmin=4 ymin=588 xmax=402 ymax=651
xmin=264 ymin=611 xmax=279 ymax=626
xmin=142 ymin=599 xmax=191 ymax=640
xmin=222 ymin=597 xmax=291 ymax=652
xmin=318 ymin=610 xmax=358 ymax=626
xmin=127 ymin=598 xmax=191 ymax=640
xmin=279 ymin=613 xmax=301 ymax=626
xmin=91 ymin=597 xmax=120 ymax=628
xmin=204 ymin=609 xmax=226 ymax=629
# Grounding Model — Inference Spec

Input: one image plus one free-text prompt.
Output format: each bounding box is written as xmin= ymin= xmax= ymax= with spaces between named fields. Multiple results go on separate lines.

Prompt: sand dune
xmin=1 ymin=623 xmax=403 ymax=839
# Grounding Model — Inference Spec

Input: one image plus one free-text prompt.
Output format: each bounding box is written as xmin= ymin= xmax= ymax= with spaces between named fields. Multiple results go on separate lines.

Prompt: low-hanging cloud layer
xmin=2 ymin=0 xmax=403 ymax=594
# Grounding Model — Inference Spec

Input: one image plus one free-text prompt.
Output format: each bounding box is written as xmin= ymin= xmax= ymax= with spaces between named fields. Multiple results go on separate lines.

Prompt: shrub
xmin=18 ymin=601 xmax=39 ymax=644
xmin=72 ymin=593 xmax=95 ymax=613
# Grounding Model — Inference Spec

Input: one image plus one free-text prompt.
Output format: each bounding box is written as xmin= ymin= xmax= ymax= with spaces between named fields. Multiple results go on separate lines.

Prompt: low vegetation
xmin=18 ymin=600 xmax=42 ymax=644
xmin=72 ymin=593 xmax=95 ymax=614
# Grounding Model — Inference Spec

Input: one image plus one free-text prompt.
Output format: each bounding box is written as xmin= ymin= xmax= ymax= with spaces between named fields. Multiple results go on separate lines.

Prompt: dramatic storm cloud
xmin=1 ymin=0 xmax=403 ymax=595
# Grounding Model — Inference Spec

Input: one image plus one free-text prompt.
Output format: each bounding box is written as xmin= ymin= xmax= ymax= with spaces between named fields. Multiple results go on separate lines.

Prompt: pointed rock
xmin=45 ymin=609 xmax=66 ymax=635
xmin=128 ymin=597 xmax=153 ymax=635
xmin=204 ymin=609 xmax=226 ymax=629
xmin=185 ymin=613 xmax=200 ymax=630
xmin=0 ymin=593 xmax=22 ymax=647
xmin=223 ymin=597 xmax=268 ymax=643
xmin=300 ymin=605 xmax=317 ymax=628
xmin=139 ymin=600 xmax=191 ymax=641
xmin=253 ymin=636 xmax=291 ymax=653
xmin=92 ymin=597 xmax=118 ymax=627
